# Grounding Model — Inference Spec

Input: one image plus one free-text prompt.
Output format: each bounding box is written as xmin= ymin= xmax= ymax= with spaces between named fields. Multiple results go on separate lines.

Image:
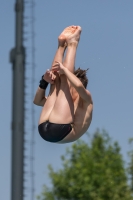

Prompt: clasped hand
xmin=43 ymin=61 xmax=65 ymax=84
xmin=43 ymin=69 xmax=56 ymax=84
xmin=52 ymin=61 xmax=65 ymax=75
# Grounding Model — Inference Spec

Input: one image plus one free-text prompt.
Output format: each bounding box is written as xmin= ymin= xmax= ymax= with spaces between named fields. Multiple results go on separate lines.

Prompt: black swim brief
xmin=38 ymin=121 xmax=72 ymax=142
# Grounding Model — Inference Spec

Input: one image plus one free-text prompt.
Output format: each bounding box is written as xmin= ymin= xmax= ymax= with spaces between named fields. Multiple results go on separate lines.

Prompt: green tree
xmin=128 ymin=138 xmax=133 ymax=193
xmin=37 ymin=130 xmax=133 ymax=200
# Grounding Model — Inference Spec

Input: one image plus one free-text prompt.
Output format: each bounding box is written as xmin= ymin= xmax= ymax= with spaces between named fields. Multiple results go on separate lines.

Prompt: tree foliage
xmin=37 ymin=129 xmax=133 ymax=200
xmin=128 ymin=138 xmax=133 ymax=192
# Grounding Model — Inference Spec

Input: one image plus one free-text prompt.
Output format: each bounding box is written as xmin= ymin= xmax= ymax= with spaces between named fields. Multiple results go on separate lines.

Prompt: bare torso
xmin=38 ymin=85 xmax=93 ymax=143
xmin=57 ymin=90 xmax=93 ymax=143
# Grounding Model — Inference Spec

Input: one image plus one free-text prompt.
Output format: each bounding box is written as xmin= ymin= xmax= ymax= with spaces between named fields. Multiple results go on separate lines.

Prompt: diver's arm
xmin=63 ymin=67 xmax=92 ymax=103
xmin=33 ymin=87 xmax=47 ymax=106
xmin=52 ymin=61 xmax=92 ymax=103
xmin=33 ymin=70 xmax=56 ymax=106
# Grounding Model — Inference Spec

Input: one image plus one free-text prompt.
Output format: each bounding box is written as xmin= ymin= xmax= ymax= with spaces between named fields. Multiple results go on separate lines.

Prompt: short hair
xmin=74 ymin=67 xmax=89 ymax=88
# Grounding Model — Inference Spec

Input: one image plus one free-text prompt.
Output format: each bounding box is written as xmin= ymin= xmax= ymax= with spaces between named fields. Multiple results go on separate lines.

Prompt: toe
xmin=77 ymin=26 xmax=82 ymax=32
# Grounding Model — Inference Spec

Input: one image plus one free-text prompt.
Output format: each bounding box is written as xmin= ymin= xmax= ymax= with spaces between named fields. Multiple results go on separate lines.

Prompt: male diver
xmin=33 ymin=26 xmax=93 ymax=143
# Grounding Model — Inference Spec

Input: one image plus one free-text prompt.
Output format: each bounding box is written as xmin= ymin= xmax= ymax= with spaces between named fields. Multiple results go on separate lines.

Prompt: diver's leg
xmin=38 ymin=39 xmax=66 ymax=124
xmin=63 ymin=26 xmax=82 ymax=72
xmin=48 ymin=74 xmax=74 ymax=124
xmin=50 ymin=25 xmax=77 ymax=68
xmin=39 ymin=26 xmax=79 ymax=124
xmin=48 ymin=27 xmax=81 ymax=124
xmin=50 ymin=42 xmax=66 ymax=69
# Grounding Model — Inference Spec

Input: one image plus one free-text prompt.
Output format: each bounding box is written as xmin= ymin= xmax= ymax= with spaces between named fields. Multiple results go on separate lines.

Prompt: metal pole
xmin=10 ymin=0 xmax=25 ymax=199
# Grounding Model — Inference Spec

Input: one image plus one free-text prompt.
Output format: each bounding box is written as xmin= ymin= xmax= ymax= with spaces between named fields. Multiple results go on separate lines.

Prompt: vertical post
xmin=10 ymin=0 xmax=25 ymax=199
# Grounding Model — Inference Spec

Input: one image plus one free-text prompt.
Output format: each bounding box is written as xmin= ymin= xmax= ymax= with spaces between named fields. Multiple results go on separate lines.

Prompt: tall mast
xmin=10 ymin=0 xmax=25 ymax=199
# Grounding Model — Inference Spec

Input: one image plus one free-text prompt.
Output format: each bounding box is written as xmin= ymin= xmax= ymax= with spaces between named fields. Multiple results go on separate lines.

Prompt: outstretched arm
xmin=33 ymin=70 xmax=56 ymax=106
xmin=52 ymin=62 xmax=92 ymax=103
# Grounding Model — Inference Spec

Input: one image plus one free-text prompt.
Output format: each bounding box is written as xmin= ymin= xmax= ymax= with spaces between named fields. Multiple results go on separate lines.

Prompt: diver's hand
xmin=52 ymin=61 xmax=65 ymax=75
xmin=43 ymin=69 xmax=56 ymax=84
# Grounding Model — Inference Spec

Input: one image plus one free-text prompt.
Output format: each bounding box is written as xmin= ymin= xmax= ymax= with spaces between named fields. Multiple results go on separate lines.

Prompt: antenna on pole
xmin=23 ymin=0 xmax=36 ymax=199
xmin=30 ymin=0 xmax=36 ymax=199
xmin=10 ymin=0 xmax=36 ymax=199
xmin=10 ymin=0 xmax=25 ymax=199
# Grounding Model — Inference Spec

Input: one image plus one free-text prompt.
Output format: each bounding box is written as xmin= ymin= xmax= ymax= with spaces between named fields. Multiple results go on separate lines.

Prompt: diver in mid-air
xmin=33 ymin=25 xmax=93 ymax=143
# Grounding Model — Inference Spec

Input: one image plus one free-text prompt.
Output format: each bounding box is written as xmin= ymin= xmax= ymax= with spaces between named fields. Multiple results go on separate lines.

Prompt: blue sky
xmin=1 ymin=1 xmax=133 ymax=199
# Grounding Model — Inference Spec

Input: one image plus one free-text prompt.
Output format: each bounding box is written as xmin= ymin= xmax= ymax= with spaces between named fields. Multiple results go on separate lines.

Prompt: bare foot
xmin=66 ymin=26 xmax=82 ymax=45
xmin=58 ymin=26 xmax=77 ymax=46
